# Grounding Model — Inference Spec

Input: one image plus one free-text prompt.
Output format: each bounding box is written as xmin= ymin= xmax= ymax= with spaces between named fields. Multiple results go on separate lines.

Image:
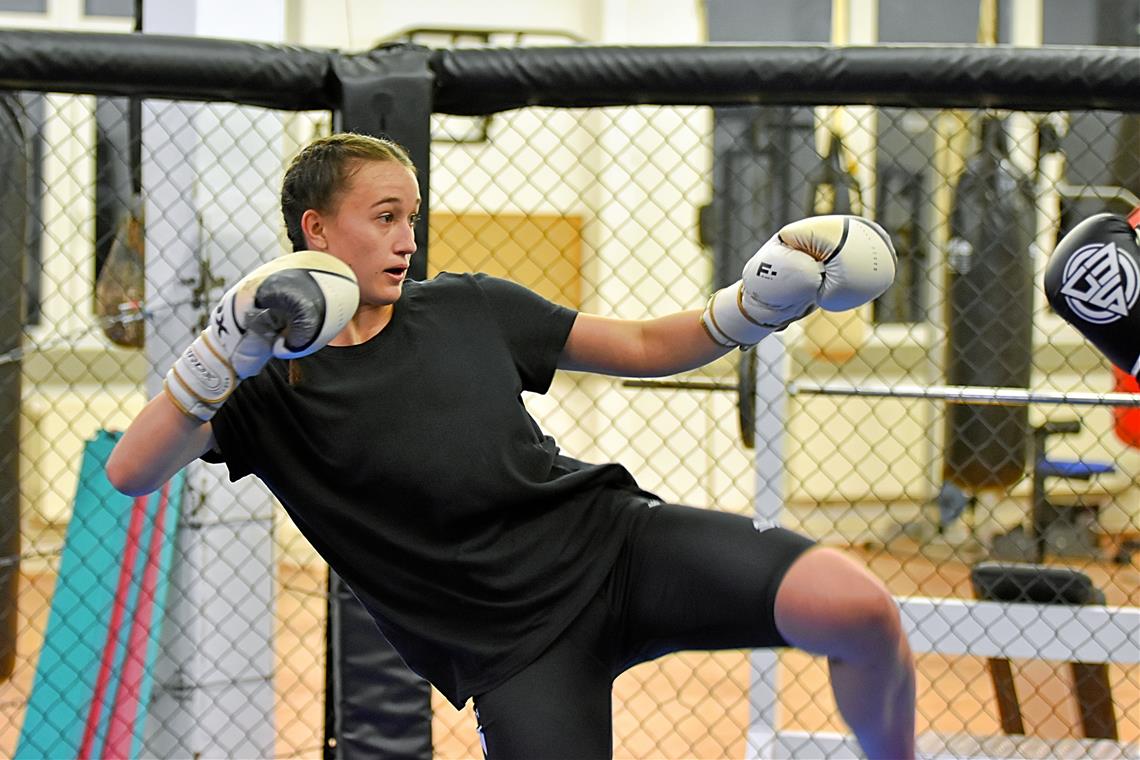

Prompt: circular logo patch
xmin=1060 ymin=242 xmax=1140 ymax=325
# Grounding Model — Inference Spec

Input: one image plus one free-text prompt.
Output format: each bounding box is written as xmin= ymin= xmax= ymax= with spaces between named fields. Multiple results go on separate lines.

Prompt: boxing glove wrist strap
xmin=700 ymin=282 xmax=777 ymax=349
xmin=164 ymin=330 xmax=246 ymax=422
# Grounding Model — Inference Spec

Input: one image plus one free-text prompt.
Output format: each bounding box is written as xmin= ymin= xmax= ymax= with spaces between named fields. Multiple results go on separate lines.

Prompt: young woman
xmin=107 ymin=132 xmax=915 ymax=760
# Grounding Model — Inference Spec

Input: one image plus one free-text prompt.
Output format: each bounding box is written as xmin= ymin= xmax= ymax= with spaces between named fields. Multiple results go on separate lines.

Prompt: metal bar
xmin=791 ymin=381 xmax=1140 ymax=407
xmin=624 ymin=378 xmax=1140 ymax=407
xmin=621 ymin=379 xmax=738 ymax=392
xmin=1056 ymin=181 xmax=1140 ymax=210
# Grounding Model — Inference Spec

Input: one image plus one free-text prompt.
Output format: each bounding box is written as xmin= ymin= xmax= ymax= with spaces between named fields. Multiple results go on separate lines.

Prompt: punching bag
xmin=806 ymin=132 xmax=861 ymax=217
xmin=802 ymin=133 xmax=870 ymax=360
xmin=944 ymin=118 xmax=1035 ymax=488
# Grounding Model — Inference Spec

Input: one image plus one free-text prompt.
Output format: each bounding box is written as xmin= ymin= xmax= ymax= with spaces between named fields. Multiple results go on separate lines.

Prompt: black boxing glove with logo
xmin=1044 ymin=211 xmax=1140 ymax=378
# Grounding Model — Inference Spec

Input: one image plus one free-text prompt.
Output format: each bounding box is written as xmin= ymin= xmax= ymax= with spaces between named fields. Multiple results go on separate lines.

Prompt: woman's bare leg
xmin=774 ymin=547 xmax=917 ymax=760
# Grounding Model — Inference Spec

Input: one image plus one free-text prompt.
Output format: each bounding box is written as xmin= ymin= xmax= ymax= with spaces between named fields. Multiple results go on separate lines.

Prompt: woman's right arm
xmin=106 ymin=392 xmax=216 ymax=496
xmin=105 ymin=250 xmax=361 ymax=496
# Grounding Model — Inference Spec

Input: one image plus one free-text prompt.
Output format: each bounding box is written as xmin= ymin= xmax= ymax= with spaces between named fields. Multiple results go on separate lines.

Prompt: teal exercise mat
xmin=17 ymin=429 xmax=184 ymax=760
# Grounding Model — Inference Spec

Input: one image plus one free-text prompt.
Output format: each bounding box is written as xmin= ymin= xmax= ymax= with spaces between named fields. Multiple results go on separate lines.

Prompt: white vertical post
xmin=140 ymin=1 xmax=285 ymax=756
xmin=747 ymin=335 xmax=791 ymax=759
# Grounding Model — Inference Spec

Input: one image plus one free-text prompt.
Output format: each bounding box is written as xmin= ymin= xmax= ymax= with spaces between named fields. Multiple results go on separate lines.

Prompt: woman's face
xmin=304 ymin=159 xmax=420 ymax=306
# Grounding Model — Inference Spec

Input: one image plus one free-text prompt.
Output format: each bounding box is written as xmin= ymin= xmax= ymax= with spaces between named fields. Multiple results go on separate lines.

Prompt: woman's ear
xmin=300 ymin=209 xmax=326 ymax=251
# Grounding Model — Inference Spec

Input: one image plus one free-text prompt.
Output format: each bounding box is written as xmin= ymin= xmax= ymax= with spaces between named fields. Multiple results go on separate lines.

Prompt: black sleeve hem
xmin=531 ymin=306 xmax=577 ymax=394
xmin=200 ymin=409 xmax=253 ymax=482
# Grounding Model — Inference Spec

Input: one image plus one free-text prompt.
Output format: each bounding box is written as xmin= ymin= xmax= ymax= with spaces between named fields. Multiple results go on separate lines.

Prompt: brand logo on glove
xmin=1059 ymin=241 xmax=1140 ymax=325
xmin=185 ymin=348 xmax=225 ymax=395
xmin=757 ymin=261 xmax=777 ymax=278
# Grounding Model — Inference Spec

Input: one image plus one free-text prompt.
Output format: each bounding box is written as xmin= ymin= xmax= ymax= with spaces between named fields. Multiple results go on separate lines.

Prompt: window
xmin=0 ymin=0 xmax=46 ymax=12
xmin=85 ymin=0 xmax=133 ymax=17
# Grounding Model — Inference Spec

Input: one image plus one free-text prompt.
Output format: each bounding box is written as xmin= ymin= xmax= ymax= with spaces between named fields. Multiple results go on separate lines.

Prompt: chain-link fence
xmin=1 ymin=35 xmax=1137 ymax=760
xmin=425 ymin=101 xmax=1140 ymax=759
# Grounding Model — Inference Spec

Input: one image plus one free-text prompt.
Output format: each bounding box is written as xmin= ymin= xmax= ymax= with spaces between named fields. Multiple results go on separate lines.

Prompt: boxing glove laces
xmin=701 ymin=214 xmax=898 ymax=348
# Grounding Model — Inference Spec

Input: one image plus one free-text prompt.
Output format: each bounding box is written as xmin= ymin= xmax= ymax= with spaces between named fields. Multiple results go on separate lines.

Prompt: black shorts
xmin=473 ymin=502 xmax=815 ymax=759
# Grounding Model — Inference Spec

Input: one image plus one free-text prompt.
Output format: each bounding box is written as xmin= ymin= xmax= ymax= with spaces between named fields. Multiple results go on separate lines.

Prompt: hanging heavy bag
xmin=943 ymin=118 xmax=1035 ymax=489
xmin=801 ymin=132 xmax=871 ymax=360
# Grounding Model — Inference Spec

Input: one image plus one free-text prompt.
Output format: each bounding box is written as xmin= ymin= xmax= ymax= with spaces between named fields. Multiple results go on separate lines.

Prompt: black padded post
xmin=0 ymin=95 xmax=27 ymax=680
xmin=333 ymin=43 xmax=433 ymax=282
xmin=323 ymin=44 xmax=435 ymax=760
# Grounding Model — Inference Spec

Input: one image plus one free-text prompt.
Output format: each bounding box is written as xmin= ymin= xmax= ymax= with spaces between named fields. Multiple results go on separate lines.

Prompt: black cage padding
xmin=0 ymin=30 xmax=1137 ymax=114
xmin=429 ymin=44 xmax=1140 ymax=114
xmin=0 ymin=29 xmax=339 ymax=110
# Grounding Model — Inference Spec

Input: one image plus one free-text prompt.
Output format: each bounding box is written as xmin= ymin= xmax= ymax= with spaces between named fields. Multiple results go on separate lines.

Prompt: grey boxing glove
xmin=165 ymin=251 xmax=359 ymax=421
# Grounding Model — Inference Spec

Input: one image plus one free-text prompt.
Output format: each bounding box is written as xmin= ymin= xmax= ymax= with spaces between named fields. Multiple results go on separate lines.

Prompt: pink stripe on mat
xmin=105 ymin=482 xmax=171 ymax=758
xmin=77 ymin=495 xmax=149 ymax=760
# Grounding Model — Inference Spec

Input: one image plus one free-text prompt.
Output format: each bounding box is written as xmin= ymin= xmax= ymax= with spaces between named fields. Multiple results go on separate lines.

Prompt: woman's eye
xmin=408 ymin=213 xmax=420 ymax=226
xmin=377 ymin=213 xmax=393 ymax=223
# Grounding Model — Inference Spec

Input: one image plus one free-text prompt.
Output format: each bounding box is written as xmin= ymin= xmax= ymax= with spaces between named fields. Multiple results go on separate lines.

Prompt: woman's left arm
xmin=557 ymin=311 xmax=733 ymax=377
xmin=560 ymin=214 xmax=898 ymax=379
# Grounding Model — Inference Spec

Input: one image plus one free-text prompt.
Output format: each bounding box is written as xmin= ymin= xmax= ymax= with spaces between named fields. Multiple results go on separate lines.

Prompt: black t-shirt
xmin=207 ymin=272 xmax=654 ymax=707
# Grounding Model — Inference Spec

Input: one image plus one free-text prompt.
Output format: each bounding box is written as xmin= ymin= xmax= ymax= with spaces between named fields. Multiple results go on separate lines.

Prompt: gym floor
xmin=292 ymin=542 xmax=1140 ymax=759
xmin=2 ymin=542 xmax=1136 ymax=759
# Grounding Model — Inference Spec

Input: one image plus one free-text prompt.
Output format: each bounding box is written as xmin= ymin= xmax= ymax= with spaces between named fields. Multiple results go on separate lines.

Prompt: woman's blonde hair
xmin=280 ymin=132 xmax=415 ymax=251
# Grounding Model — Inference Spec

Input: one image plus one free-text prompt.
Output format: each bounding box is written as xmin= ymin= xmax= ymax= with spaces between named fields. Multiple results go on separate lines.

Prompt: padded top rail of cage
xmin=0 ymin=29 xmax=1137 ymax=112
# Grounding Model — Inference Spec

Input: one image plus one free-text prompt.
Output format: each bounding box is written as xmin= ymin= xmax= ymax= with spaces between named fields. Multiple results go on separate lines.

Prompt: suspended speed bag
xmin=944 ymin=120 xmax=1035 ymax=489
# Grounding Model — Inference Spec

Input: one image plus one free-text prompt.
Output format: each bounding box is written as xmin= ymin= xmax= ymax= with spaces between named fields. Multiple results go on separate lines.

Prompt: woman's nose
xmin=399 ymin=223 xmax=418 ymax=255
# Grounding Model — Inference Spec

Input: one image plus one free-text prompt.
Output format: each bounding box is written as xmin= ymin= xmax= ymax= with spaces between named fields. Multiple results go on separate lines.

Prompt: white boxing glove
xmin=165 ymin=251 xmax=359 ymax=421
xmin=779 ymin=214 xmax=897 ymax=311
xmin=701 ymin=214 xmax=897 ymax=348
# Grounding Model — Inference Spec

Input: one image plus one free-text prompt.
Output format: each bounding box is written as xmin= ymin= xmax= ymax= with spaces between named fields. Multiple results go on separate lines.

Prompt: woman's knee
xmin=773 ymin=546 xmax=903 ymax=660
